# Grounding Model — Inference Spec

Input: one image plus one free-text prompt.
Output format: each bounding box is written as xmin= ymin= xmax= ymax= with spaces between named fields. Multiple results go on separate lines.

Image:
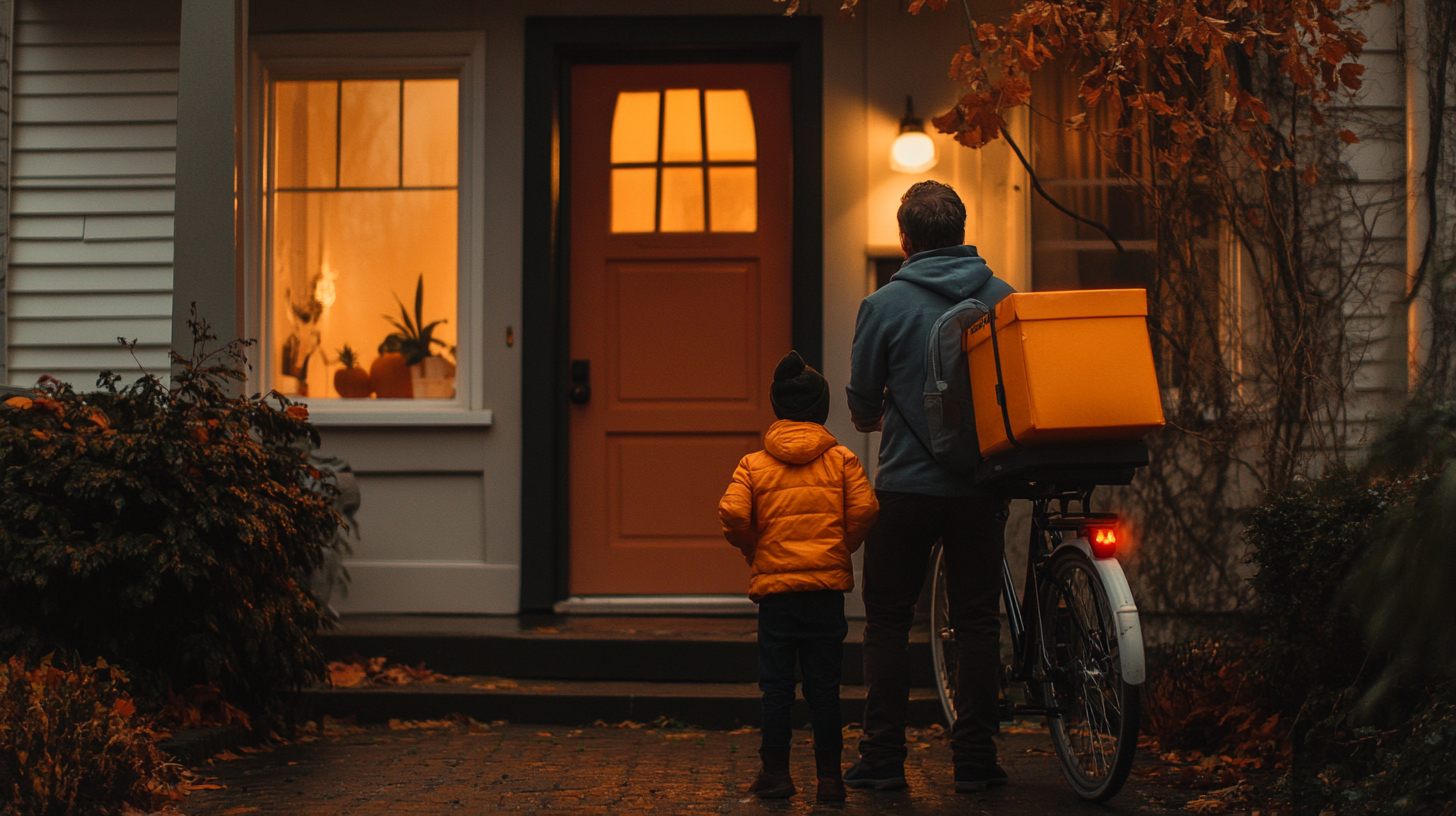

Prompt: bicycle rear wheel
xmin=929 ymin=544 xmax=959 ymax=727
xmin=1039 ymin=547 xmax=1140 ymax=802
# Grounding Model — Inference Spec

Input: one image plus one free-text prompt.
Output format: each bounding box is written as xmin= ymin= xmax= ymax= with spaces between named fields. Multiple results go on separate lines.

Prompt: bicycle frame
xmin=997 ymin=486 xmax=1145 ymax=721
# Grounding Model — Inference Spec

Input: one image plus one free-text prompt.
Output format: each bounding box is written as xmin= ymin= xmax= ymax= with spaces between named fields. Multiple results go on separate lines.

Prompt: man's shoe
xmin=843 ymin=757 xmax=907 ymax=790
xmin=747 ymin=746 xmax=796 ymax=799
xmin=814 ymin=749 xmax=847 ymax=803
xmin=953 ymin=762 xmax=1009 ymax=792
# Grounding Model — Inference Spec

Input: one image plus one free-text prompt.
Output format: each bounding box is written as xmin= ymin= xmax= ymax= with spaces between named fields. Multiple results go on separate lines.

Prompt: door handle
xmin=570 ymin=359 xmax=591 ymax=405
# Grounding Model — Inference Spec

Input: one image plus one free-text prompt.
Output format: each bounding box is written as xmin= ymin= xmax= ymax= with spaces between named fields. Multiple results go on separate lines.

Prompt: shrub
xmin=0 ymin=654 xmax=176 ymax=816
xmin=1143 ymin=639 xmax=1287 ymax=767
xmin=0 ymin=316 xmax=341 ymax=715
xmin=1241 ymin=469 xmax=1420 ymax=706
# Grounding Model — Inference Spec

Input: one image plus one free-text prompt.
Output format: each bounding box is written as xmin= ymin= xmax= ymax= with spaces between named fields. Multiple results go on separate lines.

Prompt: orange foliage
xmin=782 ymin=0 xmax=1374 ymax=171
xmin=326 ymin=655 xmax=455 ymax=689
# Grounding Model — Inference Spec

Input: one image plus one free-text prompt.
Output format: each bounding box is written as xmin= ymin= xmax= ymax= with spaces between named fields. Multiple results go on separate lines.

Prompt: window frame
xmin=246 ymin=33 xmax=489 ymax=426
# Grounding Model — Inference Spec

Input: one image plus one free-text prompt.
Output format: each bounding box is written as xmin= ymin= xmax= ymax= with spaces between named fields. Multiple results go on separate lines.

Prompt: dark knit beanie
xmin=770 ymin=350 xmax=830 ymax=424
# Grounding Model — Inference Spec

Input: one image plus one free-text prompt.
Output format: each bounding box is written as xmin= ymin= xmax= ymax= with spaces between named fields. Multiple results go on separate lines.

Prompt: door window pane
xmin=660 ymin=166 xmax=705 ymax=232
xmin=610 ymin=91 xmax=661 ymax=163
xmin=704 ymin=90 xmax=756 ymax=162
xmin=661 ymin=89 xmax=703 ymax=162
xmin=708 ymin=166 xmax=757 ymax=232
xmin=608 ymin=88 xmax=758 ymax=233
xmin=269 ymin=78 xmax=460 ymax=400
xmin=611 ymin=167 xmax=658 ymax=233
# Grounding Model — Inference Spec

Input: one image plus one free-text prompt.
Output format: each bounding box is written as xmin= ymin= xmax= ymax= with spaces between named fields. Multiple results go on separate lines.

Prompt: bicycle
xmin=929 ymin=442 xmax=1149 ymax=802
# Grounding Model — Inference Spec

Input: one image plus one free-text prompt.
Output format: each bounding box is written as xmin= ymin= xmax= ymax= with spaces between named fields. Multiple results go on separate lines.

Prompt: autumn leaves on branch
xmin=780 ymin=0 xmax=1373 ymax=174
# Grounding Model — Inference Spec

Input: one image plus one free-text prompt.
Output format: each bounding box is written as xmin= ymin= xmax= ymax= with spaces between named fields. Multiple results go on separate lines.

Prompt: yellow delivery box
xmin=965 ymin=289 xmax=1165 ymax=457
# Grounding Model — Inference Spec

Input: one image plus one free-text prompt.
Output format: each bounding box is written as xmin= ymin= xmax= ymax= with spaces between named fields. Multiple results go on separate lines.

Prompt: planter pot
xmin=411 ymin=356 xmax=456 ymax=399
xmin=370 ymin=353 xmax=414 ymax=399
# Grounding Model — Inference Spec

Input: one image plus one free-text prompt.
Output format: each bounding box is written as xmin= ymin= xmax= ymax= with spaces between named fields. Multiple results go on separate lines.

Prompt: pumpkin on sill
xmin=369 ymin=352 xmax=414 ymax=399
xmin=377 ymin=274 xmax=454 ymax=400
xmin=333 ymin=345 xmax=373 ymax=398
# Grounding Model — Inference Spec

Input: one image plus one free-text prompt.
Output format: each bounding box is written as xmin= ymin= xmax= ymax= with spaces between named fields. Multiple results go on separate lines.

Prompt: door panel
xmin=569 ymin=63 xmax=792 ymax=596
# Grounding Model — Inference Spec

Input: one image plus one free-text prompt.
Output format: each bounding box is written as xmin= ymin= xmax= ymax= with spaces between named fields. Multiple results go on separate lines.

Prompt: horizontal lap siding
xmin=6 ymin=2 xmax=180 ymax=388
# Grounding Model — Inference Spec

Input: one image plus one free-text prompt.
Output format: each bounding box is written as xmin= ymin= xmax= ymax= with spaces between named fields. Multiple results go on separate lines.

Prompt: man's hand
xmin=854 ymin=416 xmax=883 ymax=433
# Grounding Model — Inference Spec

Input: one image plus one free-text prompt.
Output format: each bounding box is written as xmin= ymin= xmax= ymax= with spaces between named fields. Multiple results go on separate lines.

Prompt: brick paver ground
xmin=179 ymin=720 xmax=1201 ymax=815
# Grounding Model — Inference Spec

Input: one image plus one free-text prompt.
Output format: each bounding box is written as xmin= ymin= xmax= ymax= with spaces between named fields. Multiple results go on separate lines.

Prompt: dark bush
xmin=0 ymin=654 xmax=177 ymax=816
xmin=0 ymin=317 xmax=341 ymax=715
xmin=1241 ymin=468 xmax=1420 ymax=706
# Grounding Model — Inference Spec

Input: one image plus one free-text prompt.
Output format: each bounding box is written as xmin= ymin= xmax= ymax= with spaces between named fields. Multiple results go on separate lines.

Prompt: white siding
xmin=5 ymin=0 xmax=180 ymax=388
xmin=1338 ymin=0 xmax=1411 ymax=438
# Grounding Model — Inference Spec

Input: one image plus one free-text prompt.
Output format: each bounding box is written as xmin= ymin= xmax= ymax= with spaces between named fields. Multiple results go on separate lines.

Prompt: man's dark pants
xmin=758 ymin=589 xmax=848 ymax=753
xmin=859 ymin=491 xmax=1008 ymax=767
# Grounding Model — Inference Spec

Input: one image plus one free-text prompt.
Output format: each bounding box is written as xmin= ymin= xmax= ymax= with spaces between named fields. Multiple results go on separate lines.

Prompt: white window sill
xmin=305 ymin=408 xmax=494 ymax=429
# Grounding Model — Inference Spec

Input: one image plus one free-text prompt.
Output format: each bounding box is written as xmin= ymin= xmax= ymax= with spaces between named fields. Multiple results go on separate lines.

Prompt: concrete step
xmin=319 ymin=615 xmax=937 ymax=687
xmin=301 ymin=678 xmax=946 ymax=730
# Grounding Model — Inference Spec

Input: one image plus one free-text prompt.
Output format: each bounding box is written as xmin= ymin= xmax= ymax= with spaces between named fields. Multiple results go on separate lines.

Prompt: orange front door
xmin=568 ymin=63 xmax=793 ymax=596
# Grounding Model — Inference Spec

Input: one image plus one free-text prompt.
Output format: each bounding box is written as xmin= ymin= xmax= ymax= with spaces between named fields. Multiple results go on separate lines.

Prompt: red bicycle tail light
xmin=1086 ymin=526 xmax=1118 ymax=558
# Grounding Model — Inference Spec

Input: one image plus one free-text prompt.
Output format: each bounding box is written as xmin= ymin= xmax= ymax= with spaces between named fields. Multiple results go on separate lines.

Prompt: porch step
xmin=319 ymin=615 xmax=937 ymax=687
xmin=301 ymin=678 xmax=946 ymax=730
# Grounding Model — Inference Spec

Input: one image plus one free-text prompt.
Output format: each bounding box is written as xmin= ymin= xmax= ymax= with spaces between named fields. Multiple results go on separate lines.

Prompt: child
xmin=718 ymin=350 xmax=880 ymax=803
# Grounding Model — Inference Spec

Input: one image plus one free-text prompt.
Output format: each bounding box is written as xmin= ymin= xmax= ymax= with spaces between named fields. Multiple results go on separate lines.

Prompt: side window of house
xmin=268 ymin=78 xmax=459 ymax=400
xmin=1029 ymin=67 xmax=1154 ymax=291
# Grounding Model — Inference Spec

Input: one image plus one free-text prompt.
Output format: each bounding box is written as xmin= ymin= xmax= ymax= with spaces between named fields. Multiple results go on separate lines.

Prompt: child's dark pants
xmin=757 ymin=589 xmax=848 ymax=753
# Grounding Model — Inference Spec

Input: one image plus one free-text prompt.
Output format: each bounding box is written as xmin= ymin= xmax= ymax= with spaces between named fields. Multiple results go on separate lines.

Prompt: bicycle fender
xmin=1054 ymin=541 xmax=1146 ymax=685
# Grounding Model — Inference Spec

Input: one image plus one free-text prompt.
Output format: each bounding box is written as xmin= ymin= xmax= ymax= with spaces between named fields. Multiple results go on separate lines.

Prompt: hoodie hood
xmin=890 ymin=245 xmax=993 ymax=301
xmin=764 ymin=420 xmax=838 ymax=465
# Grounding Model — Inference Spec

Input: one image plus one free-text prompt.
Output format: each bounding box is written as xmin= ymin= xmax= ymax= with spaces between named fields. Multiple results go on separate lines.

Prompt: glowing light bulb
xmin=890 ymin=95 xmax=939 ymax=173
xmin=891 ymin=131 xmax=937 ymax=173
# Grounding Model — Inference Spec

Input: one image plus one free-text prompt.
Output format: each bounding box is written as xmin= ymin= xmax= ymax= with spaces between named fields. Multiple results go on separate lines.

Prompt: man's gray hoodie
xmin=846 ymin=245 xmax=1015 ymax=496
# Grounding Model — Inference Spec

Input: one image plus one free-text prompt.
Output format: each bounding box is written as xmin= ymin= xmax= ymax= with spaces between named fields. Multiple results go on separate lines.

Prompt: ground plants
xmin=0 ymin=654 xmax=176 ymax=816
xmin=0 ymin=313 xmax=342 ymax=717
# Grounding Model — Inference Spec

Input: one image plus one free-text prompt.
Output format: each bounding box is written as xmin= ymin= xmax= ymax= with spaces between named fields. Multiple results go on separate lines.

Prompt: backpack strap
xmin=986 ymin=305 xmax=1024 ymax=449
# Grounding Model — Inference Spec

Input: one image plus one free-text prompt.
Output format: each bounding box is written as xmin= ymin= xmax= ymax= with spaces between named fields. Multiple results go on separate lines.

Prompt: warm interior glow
xmin=271 ymin=78 xmax=460 ymax=400
xmin=891 ymin=130 xmax=938 ymax=174
xmin=704 ymin=90 xmax=756 ymax=162
xmin=610 ymin=91 xmax=660 ymax=163
xmin=274 ymin=81 xmax=337 ymax=188
xmin=608 ymin=88 xmax=758 ymax=234
xmin=611 ymin=167 xmax=658 ymax=233
xmin=340 ymin=80 xmax=401 ymax=187
xmin=660 ymin=166 xmax=705 ymax=231
xmin=403 ymin=80 xmax=459 ymax=186
xmin=709 ymin=166 xmax=756 ymax=232
xmin=661 ymin=89 xmax=702 ymax=162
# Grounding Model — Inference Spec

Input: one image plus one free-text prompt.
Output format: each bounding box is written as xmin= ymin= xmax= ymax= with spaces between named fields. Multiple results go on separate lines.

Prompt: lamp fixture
xmin=890 ymin=95 xmax=938 ymax=174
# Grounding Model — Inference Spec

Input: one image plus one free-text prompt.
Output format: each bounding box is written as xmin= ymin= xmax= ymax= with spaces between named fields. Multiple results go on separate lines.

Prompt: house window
xmin=1029 ymin=67 xmax=1154 ymax=291
xmin=267 ymin=78 xmax=459 ymax=400
xmin=609 ymin=89 xmax=758 ymax=233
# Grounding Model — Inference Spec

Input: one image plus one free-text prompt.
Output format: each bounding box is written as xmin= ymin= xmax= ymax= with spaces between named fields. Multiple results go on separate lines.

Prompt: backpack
xmin=918 ymin=279 xmax=1015 ymax=474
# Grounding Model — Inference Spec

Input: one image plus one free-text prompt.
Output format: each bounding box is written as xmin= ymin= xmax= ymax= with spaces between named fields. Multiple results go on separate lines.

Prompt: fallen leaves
xmin=327 ymin=655 xmax=456 ymax=688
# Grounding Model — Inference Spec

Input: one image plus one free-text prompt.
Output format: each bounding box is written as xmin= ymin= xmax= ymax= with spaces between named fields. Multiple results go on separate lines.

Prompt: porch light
xmin=890 ymin=96 xmax=937 ymax=174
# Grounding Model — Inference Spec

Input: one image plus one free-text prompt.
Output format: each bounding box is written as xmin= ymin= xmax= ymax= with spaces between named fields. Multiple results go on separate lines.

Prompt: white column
xmin=172 ymin=0 xmax=247 ymax=354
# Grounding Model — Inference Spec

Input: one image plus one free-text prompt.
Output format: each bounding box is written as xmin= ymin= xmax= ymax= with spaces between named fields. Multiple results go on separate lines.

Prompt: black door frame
xmin=520 ymin=15 xmax=823 ymax=612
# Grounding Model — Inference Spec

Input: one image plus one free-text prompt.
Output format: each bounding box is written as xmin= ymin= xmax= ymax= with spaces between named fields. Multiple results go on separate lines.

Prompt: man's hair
xmin=897 ymin=180 xmax=966 ymax=254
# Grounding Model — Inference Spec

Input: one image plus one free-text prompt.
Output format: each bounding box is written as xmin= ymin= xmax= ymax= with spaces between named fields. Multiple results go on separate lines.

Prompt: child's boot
xmin=815 ymin=749 xmax=847 ymax=802
xmin=747 ymin=746 xmax=796 ymax=798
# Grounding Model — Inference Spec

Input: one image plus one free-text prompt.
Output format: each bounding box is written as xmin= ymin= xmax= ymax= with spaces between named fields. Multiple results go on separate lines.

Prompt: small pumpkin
xmin=370 ymin=352 xmax=414 ymax=399
xmin=333 ymin=345 xmax=373 ymax=398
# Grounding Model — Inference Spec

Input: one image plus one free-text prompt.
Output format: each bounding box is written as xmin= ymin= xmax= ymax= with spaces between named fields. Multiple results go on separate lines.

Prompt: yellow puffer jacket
xmin=718 ymin=420 xmax=879 ymax=601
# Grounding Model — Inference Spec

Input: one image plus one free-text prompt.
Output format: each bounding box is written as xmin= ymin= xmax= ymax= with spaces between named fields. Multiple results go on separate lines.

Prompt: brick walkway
xmin=179 ymin=720 xmax=1199 ymax=815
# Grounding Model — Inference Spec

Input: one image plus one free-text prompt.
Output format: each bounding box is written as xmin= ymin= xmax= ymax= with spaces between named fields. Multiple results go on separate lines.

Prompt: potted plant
xmin=376 ymin=275 xmax=455 ymax=399
xmin=333 ymin=345 xmax=372 ymax=398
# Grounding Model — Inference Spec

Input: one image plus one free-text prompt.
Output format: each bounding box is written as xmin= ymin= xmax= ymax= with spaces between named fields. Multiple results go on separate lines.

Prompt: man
xmin=843 ymin=180 xmax=1015 ymax=793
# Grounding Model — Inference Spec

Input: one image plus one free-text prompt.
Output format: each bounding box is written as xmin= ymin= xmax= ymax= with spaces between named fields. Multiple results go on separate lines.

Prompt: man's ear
xmin=899 ymin=232 xmax=914 ymax=259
